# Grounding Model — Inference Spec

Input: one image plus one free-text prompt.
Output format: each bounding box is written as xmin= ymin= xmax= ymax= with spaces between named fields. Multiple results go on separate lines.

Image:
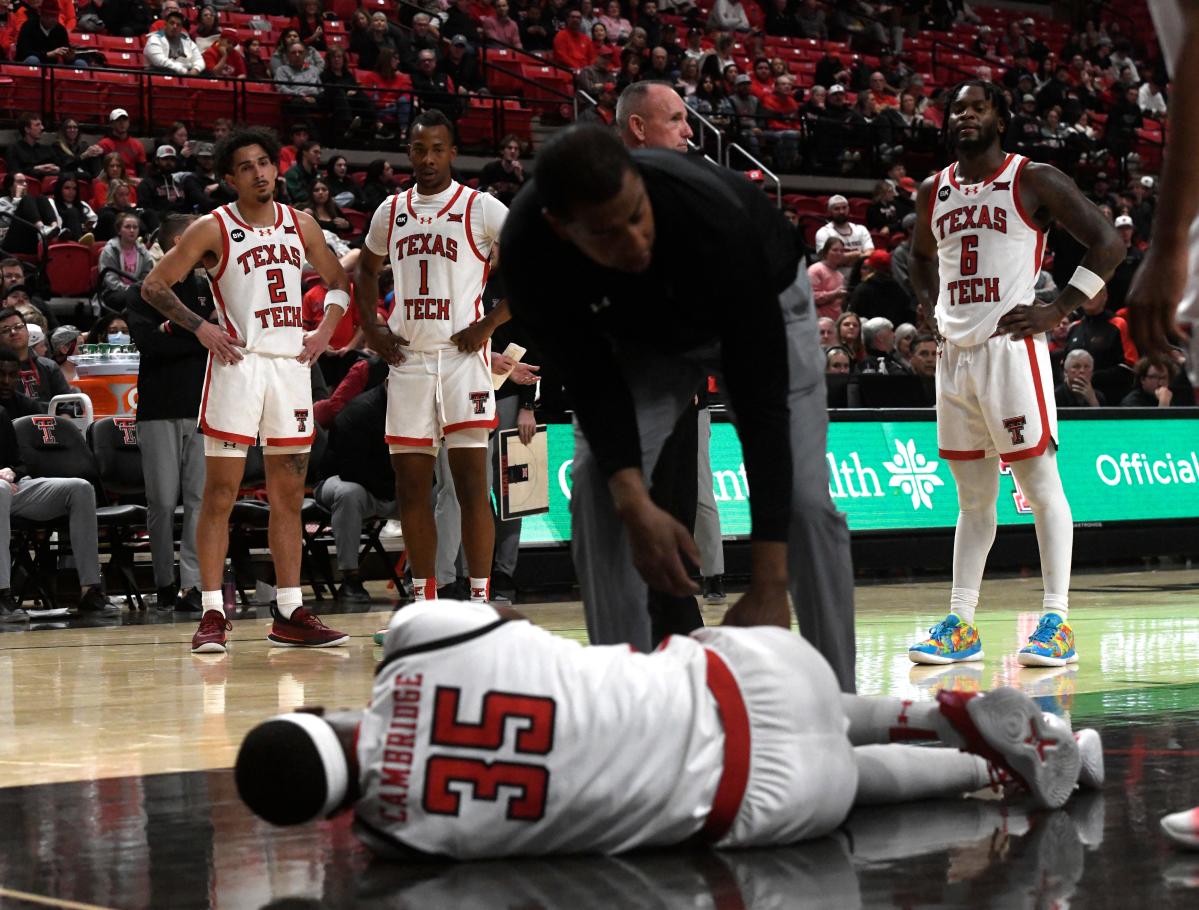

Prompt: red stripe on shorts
xmin=699 ymin=648 xmax=751 ymax=842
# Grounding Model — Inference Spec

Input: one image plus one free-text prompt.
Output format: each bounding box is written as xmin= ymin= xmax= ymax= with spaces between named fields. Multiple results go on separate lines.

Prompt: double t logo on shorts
xmin=294 ymin=409 xmax=309 ymax=433
xmin=469 ymin=392 xmax=489 ymax=415
xmin=1003 ymin=415 xmax=1028 ymax=445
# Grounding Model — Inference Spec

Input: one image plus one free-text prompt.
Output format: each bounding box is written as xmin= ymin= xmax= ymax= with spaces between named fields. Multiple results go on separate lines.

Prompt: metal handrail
xmin=724 ymin=142 xmax=781 ymax=208
xmin=684 ymin=102 xmax=723 ymax=163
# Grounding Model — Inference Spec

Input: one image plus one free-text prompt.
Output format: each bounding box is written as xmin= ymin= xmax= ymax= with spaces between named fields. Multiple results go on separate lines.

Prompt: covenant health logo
xmin=1095 ymin=450 xmax=1199 ymax=486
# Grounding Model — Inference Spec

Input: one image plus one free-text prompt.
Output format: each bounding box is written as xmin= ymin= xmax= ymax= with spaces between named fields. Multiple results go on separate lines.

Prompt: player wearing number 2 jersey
xmin=235 ymin=600 xmax=1100 ymax=859
xmin=908 ymin=82 xmax=1123 ymax=668
xmin=356 ymin=111 xmax=510 ymax=622
xmin=142 ymin=128 xmax=353 ymax=655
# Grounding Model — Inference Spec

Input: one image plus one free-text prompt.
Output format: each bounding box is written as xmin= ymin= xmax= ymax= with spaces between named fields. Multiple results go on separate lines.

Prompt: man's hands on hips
xmin=451 ymin=319 xmax=496 ymax=353
xmin=298 ymin=323 xmax=335 ymax=365
xmin=195 ymin=321 xmax=245 ymax=364
xmin=996 ymin=301 xmax=1067 ymax=339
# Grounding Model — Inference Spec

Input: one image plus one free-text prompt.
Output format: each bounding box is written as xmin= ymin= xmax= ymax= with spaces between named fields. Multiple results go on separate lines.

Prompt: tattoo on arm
xmin=143 ymin=283 xmax=204 ymax=333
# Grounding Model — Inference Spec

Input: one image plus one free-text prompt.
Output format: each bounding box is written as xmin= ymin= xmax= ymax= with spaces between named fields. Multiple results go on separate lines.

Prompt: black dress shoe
xmin=156 ymin=584 xmax=179 ymax=611
xmin=337 ymin=577 xmax=372 ymax=603
xmin=177 ymin=587 xmax=203 ymax=613
xmin=78 ymin=586 xmax=119 ymax=613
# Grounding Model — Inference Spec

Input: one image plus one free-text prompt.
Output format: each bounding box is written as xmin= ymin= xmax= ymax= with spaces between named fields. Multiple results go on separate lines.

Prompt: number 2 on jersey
xmin=422 ymin=687 xmax=556 ymax=822
xmin=265 ymin=268 xmax=287 ymax=304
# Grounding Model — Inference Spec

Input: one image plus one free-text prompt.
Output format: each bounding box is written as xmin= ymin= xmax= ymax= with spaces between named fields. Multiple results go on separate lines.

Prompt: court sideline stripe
xmin=0 ymin=886 xmax=115 ymax=910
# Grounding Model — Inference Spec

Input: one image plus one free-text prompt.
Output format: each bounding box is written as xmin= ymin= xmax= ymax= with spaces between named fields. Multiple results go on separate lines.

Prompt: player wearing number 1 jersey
xmin=356 ymin=111 xmax=510 ymax=627
xmin=142 ymin=128 xmax=353 ymax=654
xmin=908 ymin=82 xmax=1123 ymax=668
xmin=235 ymin=600 xmax=1101 ymax=859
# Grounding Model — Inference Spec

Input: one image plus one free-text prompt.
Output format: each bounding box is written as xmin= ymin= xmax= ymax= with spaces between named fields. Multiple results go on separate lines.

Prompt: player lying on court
xmin=236 ymin=601 xmax=1103 ymax=859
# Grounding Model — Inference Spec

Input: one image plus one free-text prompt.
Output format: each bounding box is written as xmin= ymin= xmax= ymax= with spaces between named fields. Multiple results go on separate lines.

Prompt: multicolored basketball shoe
xmin=908 ymin=614 xmax=983 ymax=665
xmin=1017 ymin=613 xmax=1078 ymax=667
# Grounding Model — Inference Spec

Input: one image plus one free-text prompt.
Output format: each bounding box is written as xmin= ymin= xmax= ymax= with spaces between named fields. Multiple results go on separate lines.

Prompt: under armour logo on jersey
xmin=231 ymin=229 xmax=246 ymax=242
xmin=962 ymin=185 xmax=981 ymax=196
xmin=469 ymin=392 xmax=489 ymax=414
xmin=417 ymin=215 xmax=434 ymax=226
xmin=447 ymin=213 xmax=464 ymax=223
xmin=1003 ymin=415 xmax=1028 ymax=445
xmin=294 ymin=409 xmax=309 ymax=433
xmin=114 ymin=417 xmax=138 ymax=446
xmin=32 ymin=415 xmax=56 ymax=445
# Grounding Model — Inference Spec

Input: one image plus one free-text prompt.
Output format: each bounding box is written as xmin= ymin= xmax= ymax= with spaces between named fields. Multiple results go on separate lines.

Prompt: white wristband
xmin=324 ymin=289 xmax=350 ymax=312
xmin=1067 ymin=265 xmax=1105 ymax=299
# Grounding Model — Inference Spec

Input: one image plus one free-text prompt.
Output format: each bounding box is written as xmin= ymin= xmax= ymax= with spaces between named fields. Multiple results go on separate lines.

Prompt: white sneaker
xmin=1162 ymin=807 xmax=1199 ymax=849
xmin=379 ymin=520 xmax=404 ymax=539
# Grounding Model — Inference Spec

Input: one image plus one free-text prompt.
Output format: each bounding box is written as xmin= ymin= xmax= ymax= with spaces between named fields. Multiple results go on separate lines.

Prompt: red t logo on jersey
xmin=469 ymin=392 xmax=489 ymax=415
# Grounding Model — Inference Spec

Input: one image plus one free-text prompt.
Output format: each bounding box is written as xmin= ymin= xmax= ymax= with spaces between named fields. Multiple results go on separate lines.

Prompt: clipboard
xmin=497 ymin=424 xmax=549 ymax=520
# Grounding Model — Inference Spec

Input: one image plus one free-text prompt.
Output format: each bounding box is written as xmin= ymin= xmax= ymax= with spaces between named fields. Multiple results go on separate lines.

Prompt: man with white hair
xmin=860 ymin=316 xmax=911 ymax=374
xmin=814 ymin=196 xmax=872 ymax=279
xmin=1054 ymin=349 xmax=1104 ymax=407
xmin=817 ymin=316 xmax=836 ymax=348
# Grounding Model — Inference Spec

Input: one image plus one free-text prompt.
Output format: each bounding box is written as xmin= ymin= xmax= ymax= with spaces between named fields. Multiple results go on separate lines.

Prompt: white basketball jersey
xmin=930 ymin=153 xmax=1044 ymax=346
xmin=353 ymin=601 xmax=725 ymax=859
xmin=209 ymin=202 xmax=306 ymax=356
xmin=364 ymin=182 xmax=507 ymax=353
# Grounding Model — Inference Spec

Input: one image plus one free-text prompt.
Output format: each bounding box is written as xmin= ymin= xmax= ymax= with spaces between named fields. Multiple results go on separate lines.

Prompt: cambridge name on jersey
xmin=209 ymin=202 xmax=308 ymax=357
xmin=364 ymin=182 xmax=507 ymax=354
xmin=930 ymin=153 xmax=1044 ymax=347
xmin=353 ymin=601 xmax=725 ymax=859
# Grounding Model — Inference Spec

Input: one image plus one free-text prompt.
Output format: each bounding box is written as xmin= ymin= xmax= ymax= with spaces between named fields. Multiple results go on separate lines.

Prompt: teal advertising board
xmin=517 ymin=417 xmax=1199 ymax=544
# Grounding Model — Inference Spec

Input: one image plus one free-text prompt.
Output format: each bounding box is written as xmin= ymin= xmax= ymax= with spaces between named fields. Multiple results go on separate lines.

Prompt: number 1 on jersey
xmin=418 ymin=259 xmax=429 ymax=295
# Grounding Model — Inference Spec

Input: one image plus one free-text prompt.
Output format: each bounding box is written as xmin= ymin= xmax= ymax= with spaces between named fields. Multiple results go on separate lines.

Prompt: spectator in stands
xmin=1107 ymin=214 xmax=1143 ymax=311
xmin=321 ymin=46 xmax=375 ymax=139
xmin=49 ymin=177 xmax=95 ymax=244
xmin=301 ymin=179 xmax=352 ymax=237
xmin=824 ymin=345 xmax=851 ymax=374
xmin=849 ymin=249 xmax=914 ymax=327
xmin=792 ymin=0 xmax=826 ymax=39
xmin=0 ymin=345 xmax=117 ymax=616
xmin=760 ymin=73 xmax=801 ymax=171
xmin=242 ymin=36 xmax=270 ymax=80
xmin=292 ymin=0 xmax=326 ymax=51
xmin=204 ymin=28 xmax=246 ymax=78
xmin=442 ymin=34 xmax=484 ymax=94
xmin=276 ymin=40 xmax=326 ymax=114
xmin=1122 ymin=356 xmax=1181 ymax=407
xmin=859 ymin=316 xmax=910 ymax=374
xmin=348 ymin=7 xmax=376 ymax=62
xmin=1087 ymin=171 xmax=1118 ymax=211
xmin=93 ymin=154 xmax=138 ymax=208
xmin=815 ymin=195 xmax=872 ymax=279
xmin=360 ymin=159 xmax=398 ymax=214
xmin=312 ymin=382 xmax=396 ymax=603
xmin=98 ymin=109 xmax=147 ymax=178
xmin=699 ymin=33 xmax=735 ymax=82
xmin=555 ymin=7 xmax=597 ymax=70
xmin=675 ymin=56 xmax=699 ymax=97
xmin=16 ymin=0 xmax=83 ymax=68
xmin=764 ymin=0 xmax=796 ymax=38
xmin=646 ymin=46 xmax=673 ymax=82
xmin=726 ymin=74 xmax=762 ymax=157
xmin=865 ymin=180 xmax=901 ymax=236
xmin=269 ymin=27 xmax=321 ymax=77
xmin=1105 ymin=85 xmax=1144 ymax=162
xmin=406 ymin=13 xmax=442 ymax=70
xmin=1138 ymin=73 xmax=1167 ymax=119
xmin=125 ymin=213 xmax=208 ymax=612
xmin=442 ymin=0 xmax=477 ymax=44
xmin=95 ymin=0 xmax=153 ymax=37
xmin=144 ymin=9 xmax=204 ymax=75
xmin=0 ymin=172 xmax=62 ymax=255
xmin=361 ymin=48 xmax=413 ymax=141
xmin=177 ymin=141 xmax=220 ymax=214
xmin=84 ymin=312 xmax=130 ymax=347
xmin=478 ymin=135 xmax=525 ymax=205
xmin=893 ymin=322 xmax=916 ymax=362
xmin=708 ymin=0 xmax=749 ymax=31
xmin=909 ymin=333 xmax=937 ymax=380
xmin=283 ymin=141 xmax=322 ymax=207
xmin=49 ymin=119 xmax=92 ymax=175
xmin=616 ymin=51 xmax=643 ymax=92
xmin=324 ymin=155 xmax=364 ymax=211
xmin=578 ymin=44 xmax=616 ymax=94
xmin=0 ymin=306 xmax=69 ymax=408
xmin=817 ymin=316 xmax=835 ymax=348
xmin=7 ymin=112 xmax=59 ymax=179
xmin=597 ymin=1 xmax=631 ymax=44
xmin=138 ymin=146 xmax=187 ymax=220
xmin=1055 ymin=349 xmax=1104 ymax=407
xmin=836 ymin=310 xmax=865 ymax=367
xmin=98 ymin=213 xmax=153 ymax=308
xmin=0 ymin=260 xmax=26 ymax=299
xmin=1063 ymin=288 xmax=1135 ymax=401
xmin=94 ymin=179 xmax=141 ymax=242
xmin=808 ymin=237 xmax=847 ymax=321
xmin=47 ymin=324 xmax=78 ymax=383
xmin=520 ymin=2 xmax=553 ymax=52
xmin=412 ymin=48 xmax=460 ymax=121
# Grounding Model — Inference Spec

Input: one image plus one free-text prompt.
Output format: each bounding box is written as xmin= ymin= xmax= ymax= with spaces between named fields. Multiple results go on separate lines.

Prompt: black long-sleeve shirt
xmin=324 ymin=384 xmax=394 ymax=501
xmin=502 ymin=150 xmax=797 ymax=542
xmin=127 ymin=272 xmax=214 ymax=421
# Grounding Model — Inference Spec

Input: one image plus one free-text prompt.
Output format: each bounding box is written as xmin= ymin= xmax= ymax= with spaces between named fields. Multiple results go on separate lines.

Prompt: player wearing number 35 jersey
xmin=908 ymin=81 xmax=1123 ymax=669
xmin=235 ymin=600 xmax=1099 ymax=859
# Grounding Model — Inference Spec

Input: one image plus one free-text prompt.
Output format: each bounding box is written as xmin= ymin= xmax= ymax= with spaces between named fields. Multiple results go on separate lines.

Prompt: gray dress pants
xmin=0 ymin=477 xmax=101 ymax=589
xmin=313 ymin=476 xmax=400 ymax=571
xmin=570 ymin=266 xmax=858 ymax=691
xmin=139 ymin=419 xmax=205 ymax=590
xmin=694 ymin=406 xmax=725 ymax=577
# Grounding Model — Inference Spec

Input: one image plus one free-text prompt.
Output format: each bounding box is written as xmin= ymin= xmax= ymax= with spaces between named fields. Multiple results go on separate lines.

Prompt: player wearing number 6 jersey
xmin=235 ymin=600 xmax=1102 ymax=859
xmin=356 ymin=111 xmax=510 ymax=622
xmin=908 ymin=82 xmax=1123 ymax=668
xmin=142 ymin=128 xmax=352 ymax=654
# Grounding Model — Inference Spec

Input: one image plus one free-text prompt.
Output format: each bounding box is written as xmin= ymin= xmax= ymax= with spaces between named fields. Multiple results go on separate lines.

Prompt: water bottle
xmin=222 ymin=559 xmax=237 ymax=618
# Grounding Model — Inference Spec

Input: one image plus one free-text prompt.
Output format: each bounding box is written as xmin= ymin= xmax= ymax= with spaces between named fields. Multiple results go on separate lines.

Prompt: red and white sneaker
xmin=1162 ymin=807 xmax=1199 ymax=849
xmin=268 ymin=606 xmax=349 ymax=648
xmin=936 ymin=688 xmax=1080 ymax=809
xmin=192 ymin=611 xmax=232 ymax=653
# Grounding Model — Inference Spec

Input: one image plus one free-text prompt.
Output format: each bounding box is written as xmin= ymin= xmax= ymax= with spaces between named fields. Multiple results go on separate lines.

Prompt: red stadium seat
xmin=340 ymin=208 xmax=368 ymax=236
xmin=146 ymin=75 xmax=195 ymax=129
xmin=45 ymin=244 xmax=95 ymax=297
xmin=106 ymin=51 xmax=143 ymax=69
xmin=95 ymin=70 xmax=143 ymax=122
xmin=0 ymin=64 xmax=45 ymax=114
xmin=96 ymin=35 xmax=142 ymax=51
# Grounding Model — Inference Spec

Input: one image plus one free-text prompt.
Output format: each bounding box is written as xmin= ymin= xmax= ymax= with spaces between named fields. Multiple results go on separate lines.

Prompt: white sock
xmin=949 ymin=587 xmax=980 ymax=625
xmin=201 ymin=590 xmax=224 ymax=617
xmin=276 ymin=587 xmax=302 ymax=619
xmin=412 ymin=578 xmax=435 ymax=601
xmin=1043 ymin=593 xmax=1069 ymax=621
xmin=1010 ymin=450 xmax=1073 ymax=618
xmin=469 ymin=577 xmax=489 ymax=603
xmin=841 ymin=694 xmax=966 ymax=748
xmin=854 ymin=744 xmax=990 ymax=805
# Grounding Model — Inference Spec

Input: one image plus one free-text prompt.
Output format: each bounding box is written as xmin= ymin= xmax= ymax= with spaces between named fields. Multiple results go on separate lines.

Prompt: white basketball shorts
xmin=198 ymin=352 xmax=315 ymax=455
xmin=385 ymin=348 xmax=497 ymax=454
xmin=694 ymin=626 xmax=857 ymax=848
xmin=937 ymin=332 xmax=1058 ymax=462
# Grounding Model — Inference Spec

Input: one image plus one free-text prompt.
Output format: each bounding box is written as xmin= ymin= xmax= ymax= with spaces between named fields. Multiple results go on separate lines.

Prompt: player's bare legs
xmin=263 ymin=453 xmax=308 ymax=590
xmin=447 ymin=447 xmax=494 ymax=599
xmin=197 ymin=455 xmax=247 ymax=591
xmin=392 ymin=453 xmax=439 ymax=597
